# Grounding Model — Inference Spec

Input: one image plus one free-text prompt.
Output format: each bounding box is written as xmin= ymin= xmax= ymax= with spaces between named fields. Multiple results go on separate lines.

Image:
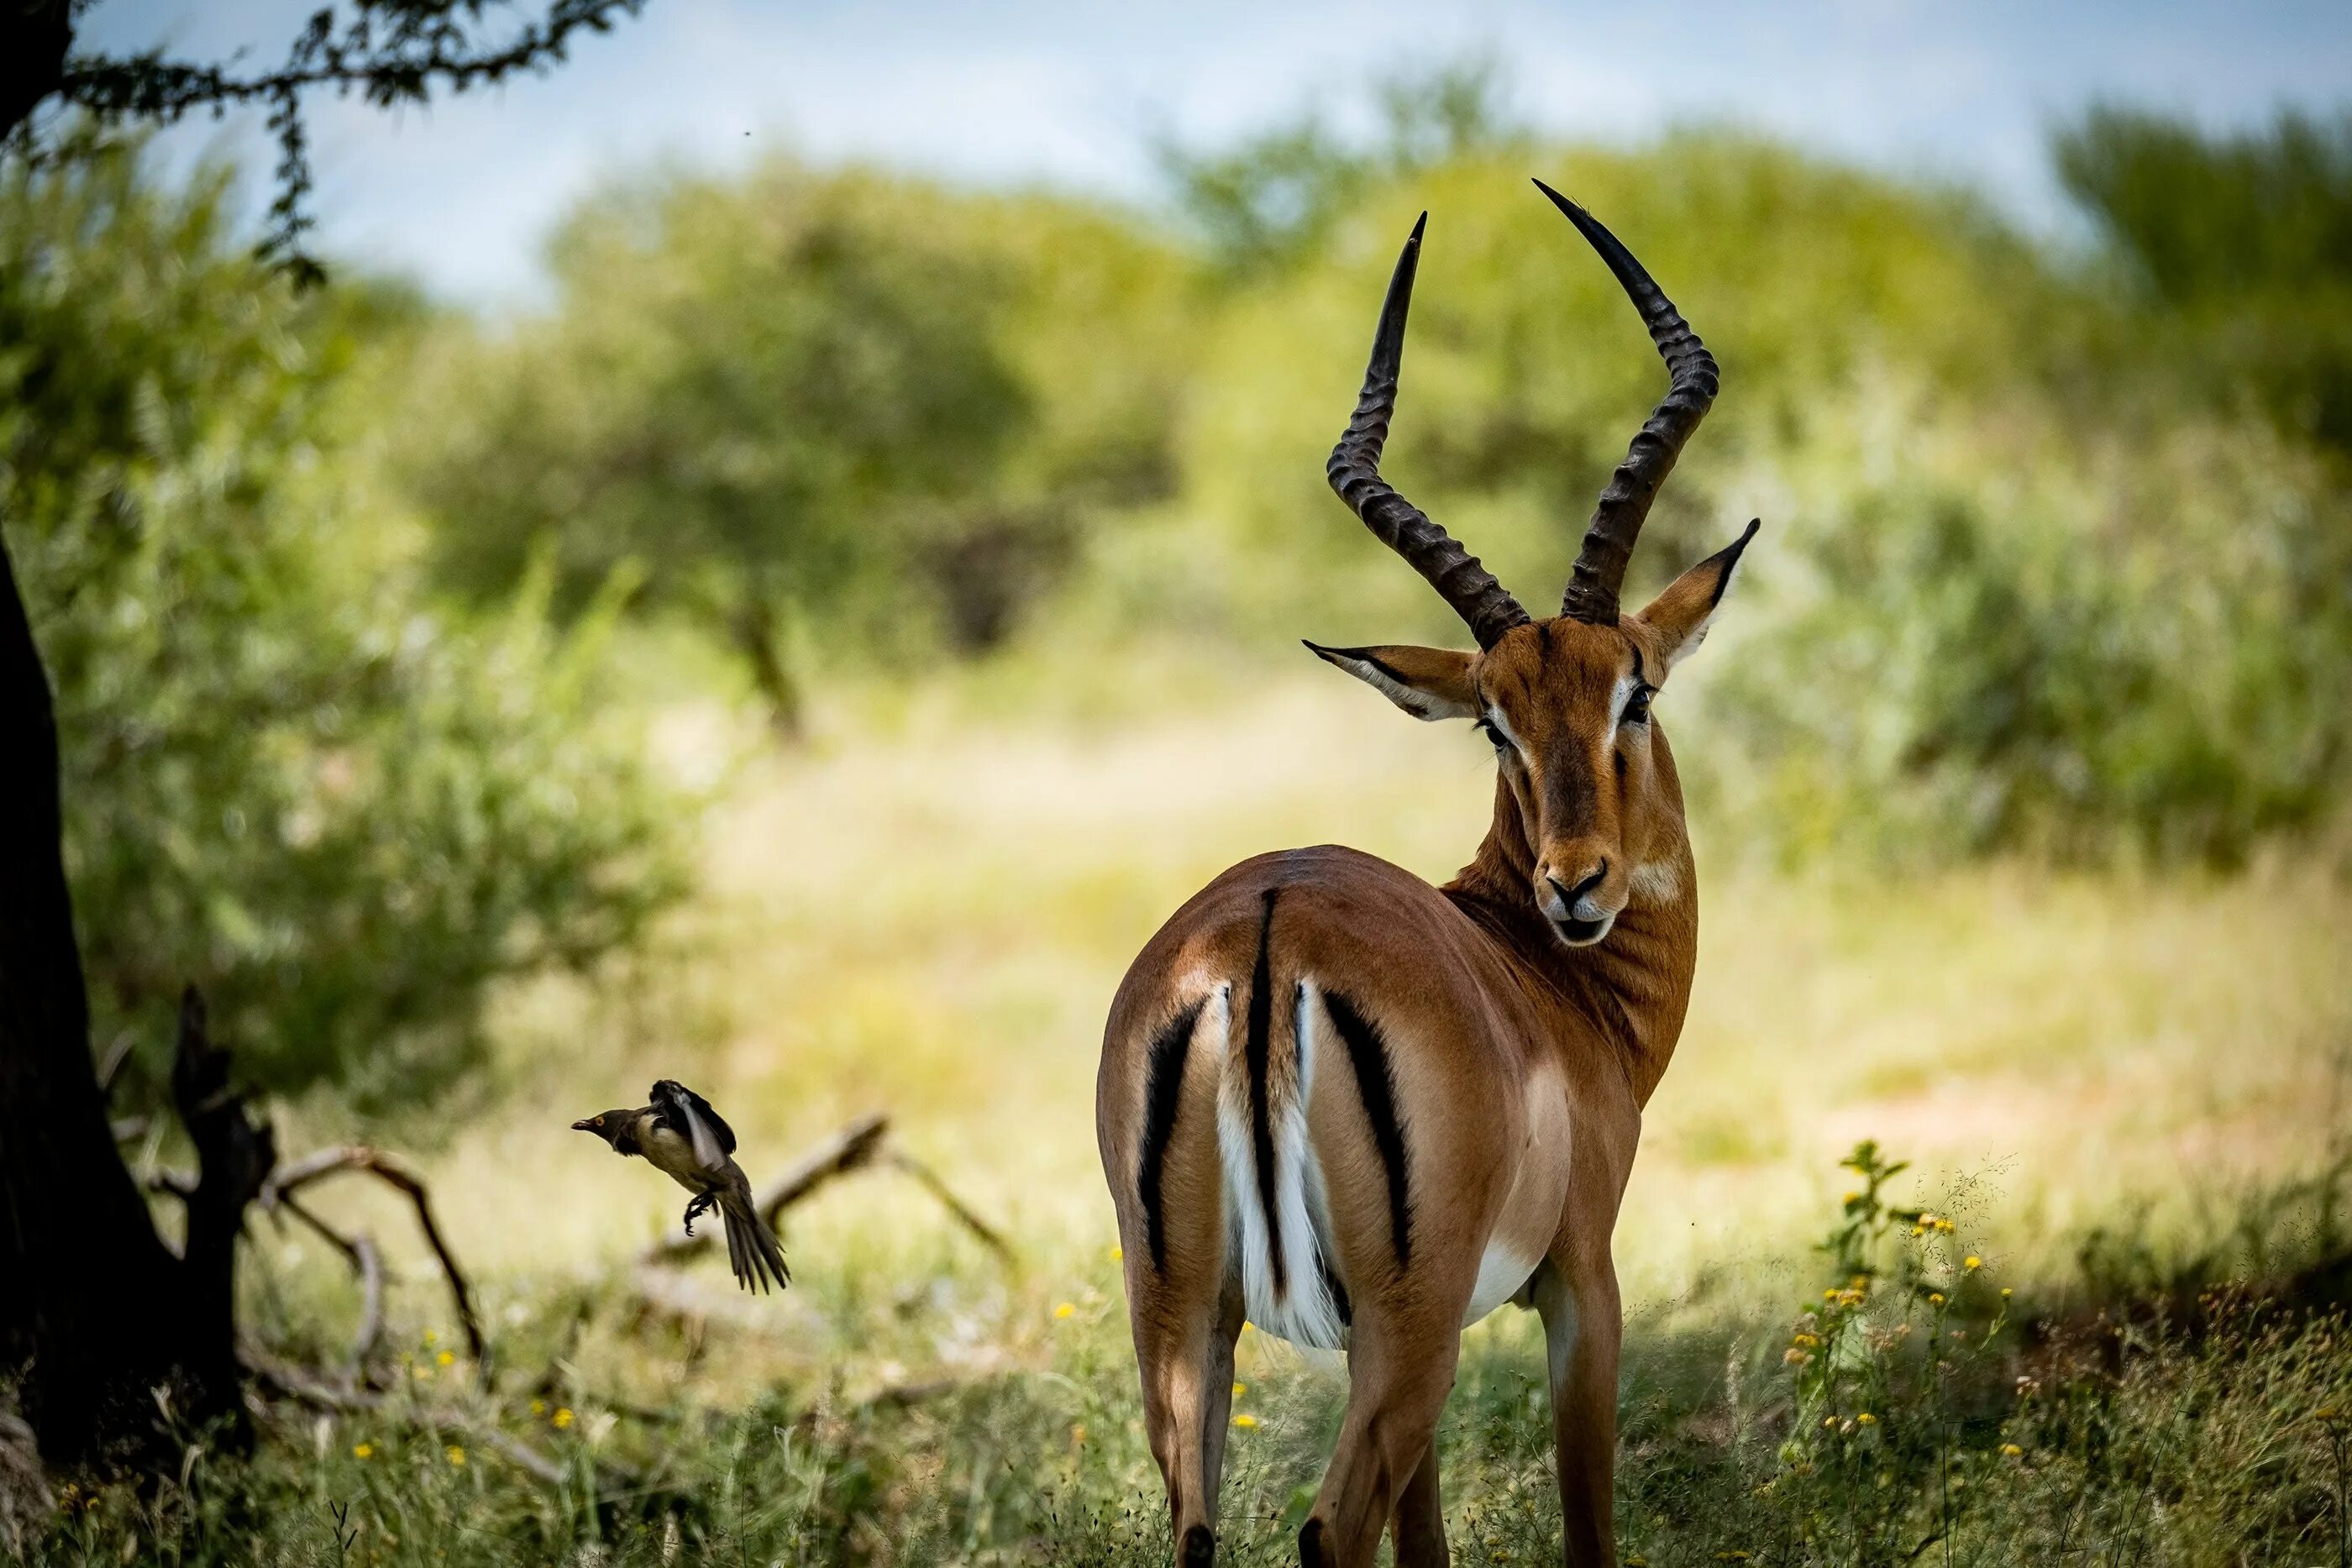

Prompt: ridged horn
xmin=1326 ymin=213 xmax=1529 ymax=650
xmin=1534 ymin=179 xmax=1720 ymax=626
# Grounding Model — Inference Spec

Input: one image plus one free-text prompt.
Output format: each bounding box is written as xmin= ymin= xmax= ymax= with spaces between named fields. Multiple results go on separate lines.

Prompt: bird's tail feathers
xmin=720 ymin=1185 xmax=789 ymax=1293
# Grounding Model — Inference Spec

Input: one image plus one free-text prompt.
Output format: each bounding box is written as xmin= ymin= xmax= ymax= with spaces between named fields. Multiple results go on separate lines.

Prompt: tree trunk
xmin=3 ymin=9 xmax=260 ymax=1471
xmin=0 ymin=533 xmax=218 ymax=1465
xmin=731 ymin=597 xmax=806 ymax=743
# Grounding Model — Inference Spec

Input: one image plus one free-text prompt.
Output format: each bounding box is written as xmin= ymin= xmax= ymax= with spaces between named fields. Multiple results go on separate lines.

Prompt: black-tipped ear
xmin=1304 ymin=640 xmax=1479 ymax=721
xmin=1634 ymin=519 xmax=1758 ymax=674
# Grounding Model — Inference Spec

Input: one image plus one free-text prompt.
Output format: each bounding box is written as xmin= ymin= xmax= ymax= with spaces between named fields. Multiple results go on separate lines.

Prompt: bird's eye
xmin=593 ymin=1116 xmax=604 ymax=1127
xmin=1621 ymin=686 xmax=1654 ymax=727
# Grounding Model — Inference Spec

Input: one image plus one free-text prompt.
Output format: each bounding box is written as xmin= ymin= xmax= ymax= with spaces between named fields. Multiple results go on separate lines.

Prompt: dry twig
xmin=261 ymin=1146 xmax=487 ymax=1375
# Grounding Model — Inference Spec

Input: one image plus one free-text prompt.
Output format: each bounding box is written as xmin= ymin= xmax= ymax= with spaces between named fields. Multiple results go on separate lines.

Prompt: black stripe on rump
xmin=1137 ymin=994 xmax=1208 ymax=1273
xmin=1247 ymin=887 xmax=1284 ymax=1295
xmin=1321 ymin=989 xmax=1413 ymax=1270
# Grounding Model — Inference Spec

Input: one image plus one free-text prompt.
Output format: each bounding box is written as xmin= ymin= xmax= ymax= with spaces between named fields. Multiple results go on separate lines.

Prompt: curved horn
xmin=1535 ymin=180 xmax=1720 ymax=626
xmin=1327 ymin=214 xmax=1529 ymax=650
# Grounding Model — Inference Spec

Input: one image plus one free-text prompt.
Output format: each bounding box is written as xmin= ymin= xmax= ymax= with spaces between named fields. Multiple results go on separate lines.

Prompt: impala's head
xmin=1310 ymin=183 xmax=1757 ymax=949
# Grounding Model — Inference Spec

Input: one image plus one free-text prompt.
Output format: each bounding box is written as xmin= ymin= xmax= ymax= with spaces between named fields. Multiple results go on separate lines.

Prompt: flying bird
xmin=572 ymin=1080 xmax=790 ymax=1293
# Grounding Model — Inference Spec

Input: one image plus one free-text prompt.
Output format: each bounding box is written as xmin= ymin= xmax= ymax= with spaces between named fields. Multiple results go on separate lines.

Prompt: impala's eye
xmin=1621 ymin=686 xmax=1654 ymax=727
xmin=1475 ymin=717 xmax=1510 ymax=754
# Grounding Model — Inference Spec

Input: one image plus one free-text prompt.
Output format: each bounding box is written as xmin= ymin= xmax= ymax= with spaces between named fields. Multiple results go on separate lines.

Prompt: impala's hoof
xmin=1297 ymin=1517 xmax=1329 ymax=1568
xmin=1180 ymin=1522 xmax=1215 ymax=1567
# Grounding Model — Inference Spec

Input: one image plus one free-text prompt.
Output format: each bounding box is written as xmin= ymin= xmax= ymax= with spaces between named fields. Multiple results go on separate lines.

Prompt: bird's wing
xmin=654 ymin=1086 xmax=733 ymax=1161
xmin=650 ymin=1079 xmax=733 ymax=1172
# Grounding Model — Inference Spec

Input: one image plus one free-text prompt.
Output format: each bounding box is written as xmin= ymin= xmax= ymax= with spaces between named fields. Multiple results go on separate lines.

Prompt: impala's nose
xmin=1549 ymin=859 xmax=1609 ymax=915
xmin=1538 ymin=855 xmax=1620 ymax=946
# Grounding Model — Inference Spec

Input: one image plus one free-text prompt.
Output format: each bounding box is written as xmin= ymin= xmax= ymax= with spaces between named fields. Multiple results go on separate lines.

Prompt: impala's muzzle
xmin=1537 ymin=853 xmax=1623 ymax=947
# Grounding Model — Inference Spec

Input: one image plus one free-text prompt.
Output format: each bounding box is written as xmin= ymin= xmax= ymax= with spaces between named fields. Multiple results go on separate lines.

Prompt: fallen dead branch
xmin=886 ymin=1149 xmax=1015 ymax=1262
xmin=261 ymin=1145 xmax=487 ymax=1376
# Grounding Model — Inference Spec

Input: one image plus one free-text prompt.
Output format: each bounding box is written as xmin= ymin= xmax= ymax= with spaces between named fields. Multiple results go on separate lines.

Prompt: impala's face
xmin=1309 ymin=526 xmax=1751 ymax=948
xmin=1473 ymin=618 xmax=1667 ymax=945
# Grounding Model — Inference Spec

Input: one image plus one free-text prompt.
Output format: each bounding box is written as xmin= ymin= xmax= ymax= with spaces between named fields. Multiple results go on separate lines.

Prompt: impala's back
xmin=1098 ymin=846 xmax=1575 ymax=1354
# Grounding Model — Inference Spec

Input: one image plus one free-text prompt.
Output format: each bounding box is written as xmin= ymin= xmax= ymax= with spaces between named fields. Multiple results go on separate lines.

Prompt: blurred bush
xmin=401 ymin=161 xmax=1200 ymax=734
xmin=2057 ymin=104 xmax=2352 ymax=458
xmin=0 ymin=135 xmax=690 ymax=1115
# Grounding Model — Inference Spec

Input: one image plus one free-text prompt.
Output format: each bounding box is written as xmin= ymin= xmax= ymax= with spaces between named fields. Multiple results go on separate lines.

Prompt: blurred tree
xmin=2056 ymin=106 xmax=2352 ymax=455
xmin=405 ymin=163 xmax=1200 ymax=732
xmin=0 ymin=0 xmax=652 ymax=1471
xmin=1157 ymin=57 xmax=1522 ymax=275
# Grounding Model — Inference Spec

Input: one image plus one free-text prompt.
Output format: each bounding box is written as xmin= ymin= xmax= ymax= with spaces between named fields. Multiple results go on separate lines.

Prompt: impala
xmin=1096 ymin=181 xmax=1757 ymax=1568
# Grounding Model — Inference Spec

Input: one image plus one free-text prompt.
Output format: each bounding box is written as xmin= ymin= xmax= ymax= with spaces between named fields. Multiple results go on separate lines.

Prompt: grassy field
xmin=34 ymin=675 xmax=2352 ymax=1565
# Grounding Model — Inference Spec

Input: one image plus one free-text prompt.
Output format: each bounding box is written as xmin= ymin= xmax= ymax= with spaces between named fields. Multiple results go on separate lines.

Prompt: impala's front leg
xmin=1534 ymin=1251 xmax=1622 ymax=1568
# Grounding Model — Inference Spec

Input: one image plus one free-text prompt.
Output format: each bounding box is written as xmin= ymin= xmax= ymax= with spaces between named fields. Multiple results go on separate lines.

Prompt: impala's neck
xmin=1443 ymin=756 xmax=1699 ymax=1106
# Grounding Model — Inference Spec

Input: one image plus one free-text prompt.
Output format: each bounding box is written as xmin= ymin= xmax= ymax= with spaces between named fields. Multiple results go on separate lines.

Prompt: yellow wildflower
xmin=423 ymin=1329 xmax=438 ymax=1345
xmin=436 ymin=1350 xmax=454 ymax=1367
xmin=1856 ymin=1413 xmax=1877 ymax=1426
xmin=445 ymin=1445 xmax=465 ymax=1466
xmin=1910 ymin=1224 xmax=1926 ymax=1237
xmin=1929 ymin=1293 xmax=1945 ymax=1306
xmin=553 ymin=1408 xmax=574 ymax=1429
xmin=2000 ymin=1287 xmax=2013 ymax=1298
xmin=1232 ymin=1413 xmax=1257 ymax=1429
xmin=1822 ymin=1415 xmax=1838 ymax=1429
xmin=352 ymin=1443 xmax=374 ymax=1460
xmin=1108 ymin=1245 xmax=1122 ymax=1261
xmin=529 ymin=1399 xmax=545 ymax=1416
xmin=1053 ymin=1302 xmax=1076 ymax=1320
xmin=1964 ymin=1256 xmax=1982 ymax=1272
xmin=1231 ymin=1382 xmax=1247 ymax=1397
xmin=2001 ymin=1444 xmax=2024 ymax=1457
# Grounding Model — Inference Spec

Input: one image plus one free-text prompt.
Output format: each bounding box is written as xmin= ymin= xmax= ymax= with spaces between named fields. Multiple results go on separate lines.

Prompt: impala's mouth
xmin=1551 ymin=910 xmax=1615 ymax=947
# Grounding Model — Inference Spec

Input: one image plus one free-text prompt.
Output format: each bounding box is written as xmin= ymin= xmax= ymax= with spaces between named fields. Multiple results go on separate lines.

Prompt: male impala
xmin=1097 ymin=181 xmax=1756 ymax=1568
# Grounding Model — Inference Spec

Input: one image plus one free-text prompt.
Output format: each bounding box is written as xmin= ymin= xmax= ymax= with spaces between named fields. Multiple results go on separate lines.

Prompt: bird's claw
xmin=681 ymin=1193 xmax=716 ymax=1236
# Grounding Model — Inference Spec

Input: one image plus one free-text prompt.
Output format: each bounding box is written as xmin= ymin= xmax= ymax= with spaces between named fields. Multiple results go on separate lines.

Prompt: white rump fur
xmin=1217 ymin=977 xmax=1347 ymax=1350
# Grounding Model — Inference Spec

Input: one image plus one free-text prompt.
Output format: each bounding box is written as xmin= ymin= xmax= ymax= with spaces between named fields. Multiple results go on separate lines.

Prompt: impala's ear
xmin=1635 ymin=519 xmax=1759 ymax=676
xmin=1303 ymin=641 xmax=1479 ymax=721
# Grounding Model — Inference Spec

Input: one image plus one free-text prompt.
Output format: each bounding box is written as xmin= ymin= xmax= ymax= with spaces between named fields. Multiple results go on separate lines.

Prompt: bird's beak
xmin=570 ymin=1119 xmax=597 ymax=1133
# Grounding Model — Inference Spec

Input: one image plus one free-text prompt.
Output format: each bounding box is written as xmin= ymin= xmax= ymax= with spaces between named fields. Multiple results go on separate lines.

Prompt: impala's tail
xmin=1215 ymin=888 xmax=1347 ymax=1350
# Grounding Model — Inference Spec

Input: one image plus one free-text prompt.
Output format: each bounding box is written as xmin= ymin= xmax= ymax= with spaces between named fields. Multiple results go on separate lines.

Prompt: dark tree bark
xmin=0 ymin=537 xmax=208 ymax=1463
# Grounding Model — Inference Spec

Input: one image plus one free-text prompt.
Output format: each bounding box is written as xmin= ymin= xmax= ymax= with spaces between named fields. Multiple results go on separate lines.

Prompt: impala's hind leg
xmin=1299 ymin=1310 xmax=1462 ymax=1568
xmin=1132 ymin=1270 xmax=1243 ymax=1564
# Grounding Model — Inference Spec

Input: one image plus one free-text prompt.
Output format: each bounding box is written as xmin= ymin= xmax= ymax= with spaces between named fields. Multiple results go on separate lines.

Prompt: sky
xmin=79 ymin=0 xmax=2352 ymax=307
